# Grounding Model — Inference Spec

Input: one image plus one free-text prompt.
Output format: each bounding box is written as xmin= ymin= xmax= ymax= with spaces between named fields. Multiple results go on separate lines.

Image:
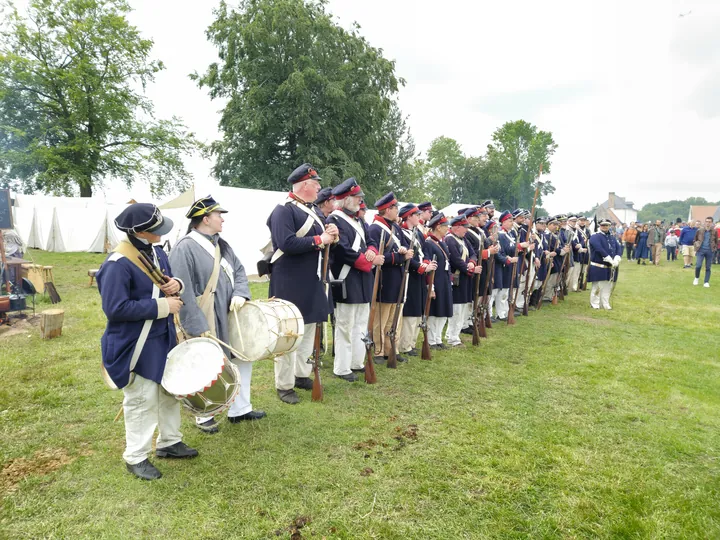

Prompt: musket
xmin=558 ymin=228 xmax=574 ymax=300
xmin=520 ymin=169 xmax=542 ymax=316
xmin=310 ymin=245 xmax=331 ymax=401
xmin=363 ymin=232 xmax=385 ymax=384
xmin=420 ymin=255 xmax=437 ymax=360
xmin=387 ymin=227 xmax=415 ymax=369
xmin=537 ymin=232 xmax=557 ymax=311
xmin=471 ymin=267 xmax=483 ymax=346
xmin=484 ymin=234 xmax=497 ymax=328
xmin=506 ymin=232 xmax=521 ymax=326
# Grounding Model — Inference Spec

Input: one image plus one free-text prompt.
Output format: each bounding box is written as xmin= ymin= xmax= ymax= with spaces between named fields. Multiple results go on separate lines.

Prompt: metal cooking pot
xmin=9 ymin=294 xmax=26 ymax=311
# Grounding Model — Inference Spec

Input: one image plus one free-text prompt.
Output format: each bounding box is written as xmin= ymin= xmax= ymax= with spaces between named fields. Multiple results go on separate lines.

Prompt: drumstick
xmin=232 ymin=310 xmax=245 ymax=351
xmin=204 ymin=333 xmax=250 ymax=362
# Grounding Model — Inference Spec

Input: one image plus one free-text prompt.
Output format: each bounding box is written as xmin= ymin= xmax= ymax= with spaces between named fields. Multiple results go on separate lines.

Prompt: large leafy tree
xmin=0 ymin=0 xmax=199 ymax=196
xmin=194 ymin=0 xmax=403 ymax=200
xmin=482 ymin=120 xmax=556 ymax=210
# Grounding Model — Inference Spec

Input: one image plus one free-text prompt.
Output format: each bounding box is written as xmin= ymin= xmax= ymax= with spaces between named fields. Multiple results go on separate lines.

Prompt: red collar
xmin=373 ymin=215 xmax=391 ymax=227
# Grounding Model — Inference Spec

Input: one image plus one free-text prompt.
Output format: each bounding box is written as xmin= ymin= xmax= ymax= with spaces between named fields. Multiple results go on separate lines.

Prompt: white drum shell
xmin=229 ymin=299 xmax=304 ymax=362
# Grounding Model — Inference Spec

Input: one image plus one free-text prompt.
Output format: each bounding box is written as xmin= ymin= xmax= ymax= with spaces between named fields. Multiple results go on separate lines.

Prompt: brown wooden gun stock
xmin=363 ymin=233 xmax=386 ymax=384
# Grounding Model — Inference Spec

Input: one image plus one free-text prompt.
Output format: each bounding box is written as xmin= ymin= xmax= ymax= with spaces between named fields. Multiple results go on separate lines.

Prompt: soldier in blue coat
xmin=267 ymin=164 xmax=339 ymax=404
xmin=425 ymin=213 xmax=453 ymax=349
xmin=327 ymin=178 xmax=384 ymax=380
xmin=398 ymin=204 xmax=437 ymax=356
xmin=493 ymin=211 xmax=521 ymax=320
xmin=528 ymin=216 xmax=549 ymax=309
xmin=445 ymin=215 xmax=481 ymax=346
xmin=588 ymin=218 xmax=621 ymax=310
xmin=368 ymin=192 xmax=413 ymax=363
xmin=97 ymin=203 xmax=198 ymax=481
xmin=314 ymin=187 xmax=335 ymax=219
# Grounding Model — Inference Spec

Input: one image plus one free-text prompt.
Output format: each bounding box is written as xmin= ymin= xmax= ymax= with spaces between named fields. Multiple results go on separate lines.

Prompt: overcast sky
xmin=112 ymin=0 xmax=720 ymax=212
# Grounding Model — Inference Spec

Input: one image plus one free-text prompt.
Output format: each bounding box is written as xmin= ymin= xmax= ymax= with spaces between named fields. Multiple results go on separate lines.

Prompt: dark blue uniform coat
xmin=97 ymin=245 xmax=177 ymax=389
xmin=268 ymin=199 xmax=330 ymax=324
xmin=369 ymin=217 xmax=406 ymax=303
xmin=327 ymin=210 xmax=376 ymax=304
xmin=426 ymin=235 xmax=453 ymax=318
xmin=446 ymin=233 xmax=476 ymax=304
xmin=401 ymin=226 xmax=428 ymax=318
xmin=588 ymin=231 xmax=619 ymax=282
xmin=495 ymin=230 xmax=516 ymax=290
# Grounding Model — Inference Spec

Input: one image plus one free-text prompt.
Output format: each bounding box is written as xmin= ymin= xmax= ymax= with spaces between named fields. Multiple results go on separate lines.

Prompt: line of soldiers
xmin=265 ymin=164 xmax=624 ymax=404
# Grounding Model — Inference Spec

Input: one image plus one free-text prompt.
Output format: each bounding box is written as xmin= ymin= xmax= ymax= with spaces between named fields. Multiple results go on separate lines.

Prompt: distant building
xmin=594 ymin=192 xmax=637 ymax=225
xmin=688 ymin=205 xmax=719 ymax=224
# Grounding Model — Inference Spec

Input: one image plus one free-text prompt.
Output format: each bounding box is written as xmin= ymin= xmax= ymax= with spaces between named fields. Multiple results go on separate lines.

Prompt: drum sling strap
xmin=102 ymin=240 xmax=161 ymax=389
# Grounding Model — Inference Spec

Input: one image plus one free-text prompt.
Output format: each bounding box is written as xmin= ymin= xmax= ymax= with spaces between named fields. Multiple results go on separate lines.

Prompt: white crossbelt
xmin=188 ymin=230 xmax=235 ymax=286
xmin=270 ymin=198 xmax=325 ymax=279
xmin=329 ymin=209 xmax=365 ymax=281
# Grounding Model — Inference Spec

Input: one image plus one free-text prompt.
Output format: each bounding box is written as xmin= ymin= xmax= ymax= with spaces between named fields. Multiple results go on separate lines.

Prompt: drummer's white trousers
xmin=274 ymin=323 xmax=315 ymax=391
xmin=334 ymin=303 xmax=370 ymax=375
xmin=122 ymin=374 xmax=182 ymax=465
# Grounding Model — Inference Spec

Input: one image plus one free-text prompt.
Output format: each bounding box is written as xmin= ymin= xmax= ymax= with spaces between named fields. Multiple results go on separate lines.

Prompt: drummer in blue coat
xmin=425 ymin=213 xmax=453 ymax=349
xmin=398 ymin=203 xmax=437 ymax=357
xmin=493 ymin=211 xmax=520 ymax=321
xmin=368 ymin=192 xmax=414 ymax=364
xmin=97 ymin=203 xmax=198 ymax=481
xmin=267 ymin=164 xmax=339 ymax=404
xmin=588 ymin=218 xmax=621 ymax=310
xmin=445 ymin=215 xmax=481 ymax=347
xmin=327 ymin=178 xmax=385 ymax=380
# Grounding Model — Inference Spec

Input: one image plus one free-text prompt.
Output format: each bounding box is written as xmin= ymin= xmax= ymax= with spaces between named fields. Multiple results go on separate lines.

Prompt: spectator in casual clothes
xmin=664 ymin=229 xmax=679 ymax=261
xmin=693 ymin=217 xmax=717 ymax=287
xmin=635 ymin=224 xmax=650 ymax=265
xmin=623 ymin=223 xmax=638 ymax=261
xmin=647 ymin=220 xmax=664 ymax=266
xmin=679 ymin=221 xmax=699 ymax=268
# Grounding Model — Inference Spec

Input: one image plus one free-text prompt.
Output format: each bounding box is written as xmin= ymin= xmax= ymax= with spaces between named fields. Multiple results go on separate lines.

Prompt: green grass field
xmin=1 ymin=250 xmax=719 ymax=539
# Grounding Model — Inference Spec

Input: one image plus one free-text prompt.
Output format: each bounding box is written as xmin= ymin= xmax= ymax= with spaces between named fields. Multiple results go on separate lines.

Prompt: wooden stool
xmin=42 ymin=266 xmax=55 ymax=284
xmin=88 ymin=269 xmax=99 ymax=287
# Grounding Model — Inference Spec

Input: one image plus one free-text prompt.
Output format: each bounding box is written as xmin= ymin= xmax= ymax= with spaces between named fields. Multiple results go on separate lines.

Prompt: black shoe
xmin=514 ymin=310 xmax=522 ymax=317
xmin=156 ymin=441 xmax=199 ymax=459
xmin=334 ymin=372 xmax=358 ymax=382
xmin=294 ymin=377 xmax=313 ymax=390
xmin=228 ymin=410 xmax=267 ymax=422
xmin=498 ymin=317 xmax=507 ymax=321
xmin=461 ymin=327 xmax=474 ymax=335
xmin=373 ymin=355 xmax=386 ymax=365
xmin=406 ymin=348 xmax=418 ymax=357
xmin=430 ymin=343 xmax=448 ymax=350
xmin=196 ymin=418 xmax=219 ymax=434
xmin=396 ymin=355 xmax=408 ymax=363
xmin=126 ymin=459 xmax=162 ymax=480
xmin=490 ymin=316 xmax=499 ymax=323
xmin=351 ymin=366 xmax=366 ymax=373
xmin=277 ymin=388 xmax=300 ymax=405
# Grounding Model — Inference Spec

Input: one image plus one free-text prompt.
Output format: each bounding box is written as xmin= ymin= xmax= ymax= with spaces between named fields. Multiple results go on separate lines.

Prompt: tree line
xmin=1 ymin=0 xmax=556 ymax=209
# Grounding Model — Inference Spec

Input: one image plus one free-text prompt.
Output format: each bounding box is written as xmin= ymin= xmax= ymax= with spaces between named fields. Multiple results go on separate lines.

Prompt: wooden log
xmin=40 ymin=309 xmax=65 ymax=339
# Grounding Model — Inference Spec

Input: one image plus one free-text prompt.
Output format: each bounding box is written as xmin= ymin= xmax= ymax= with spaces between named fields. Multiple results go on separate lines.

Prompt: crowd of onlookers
xmin=614 ymin=218 xmax=719 ymax=287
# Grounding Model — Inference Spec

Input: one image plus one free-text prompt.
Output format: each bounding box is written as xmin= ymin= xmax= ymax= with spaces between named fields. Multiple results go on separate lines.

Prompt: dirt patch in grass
xmin=0 ymin=314 xmax=41 ymax=340
xmin=275 ymin=515 xmax=311 ymax=538
xmin=1 ymin=448 xmax=79 ymax=494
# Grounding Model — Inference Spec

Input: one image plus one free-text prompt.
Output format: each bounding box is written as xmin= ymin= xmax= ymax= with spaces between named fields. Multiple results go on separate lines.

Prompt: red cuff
xmin=354 ymin=252 xmax=373 ymax=272
xmin=482 ymin=249 xmax=489 ymax=260
xmin=367 ymin=246 xmax=378 ymax=255
xmin=313 ymin=235 xmax=322 ymax=248
xmin=418 ymin=264 xmax=426 ymax=275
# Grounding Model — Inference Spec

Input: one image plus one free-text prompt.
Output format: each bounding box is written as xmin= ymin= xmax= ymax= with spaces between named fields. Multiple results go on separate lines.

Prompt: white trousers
xmin=274 ymin=323 xmax=315 ymax=391
xmin=427 ymin=316 xmax=447 ymax=345
xmin=516 ymin=266 xmax=536 ymax=309
xmin=567 ymin=263 xmax=581 ymax=292
xmin=123 ymin=374 xmax=182 ymax=465
xmin=590 ymin=281 xmax=613 ymax=310
xmin=446 ymin=303 xmax=471 ymax=345
xmin=399 ymin=316 xmax=421 ymax=352
xmin=489 ymin=289 xmax=498 ymax=318
xmin=334 ymin=303 xmax=370 ymax=375
xmin=494 ymin=288 xmax=509 ymax=319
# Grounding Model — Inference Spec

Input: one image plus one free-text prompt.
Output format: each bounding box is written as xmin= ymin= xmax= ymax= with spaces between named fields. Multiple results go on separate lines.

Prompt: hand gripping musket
xmin=362 ymin=232 xmax=386 ymax=384
xmin=558 ymin=228 xmax=574 ymax=301
xmin=309 ymin=245 xmax=331 ymax=401
xmin=506 ymin=233 xmax=521 ymax=326
xmin=471 ymin=265 xmax=483 ymax=346
xmin=387 ymin=227 xmax=416 ymax=369
xmin=420 ymin=255 xmax=437 ymax=360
